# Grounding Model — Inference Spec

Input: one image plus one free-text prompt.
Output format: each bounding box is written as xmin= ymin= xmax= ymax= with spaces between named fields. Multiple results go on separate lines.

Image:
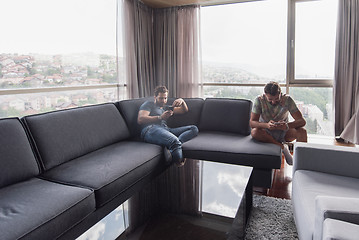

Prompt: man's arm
xmin=250 ymin=112 xmax=288 ymax=130
xmin=266 ymin=110 xmax=306 ymax=131
xmin=250 ymin=112 xmax=271 ymax=129
xmin=172 ymin=98 xmax=188 ymax=115
xmin=137 ymin=110 xmax=172 ymax=125
xmin=288 ymin=110 xmax=306 ymax=129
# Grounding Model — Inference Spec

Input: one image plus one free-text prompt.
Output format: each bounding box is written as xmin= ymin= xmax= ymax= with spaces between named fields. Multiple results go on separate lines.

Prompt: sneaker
xmin=164 ymin=148 xmax=172 ymax=164
xmin=175 ymin=158 xmax=187 ymax=167
xmin=282 ymin=144 xmax=293 ymax=165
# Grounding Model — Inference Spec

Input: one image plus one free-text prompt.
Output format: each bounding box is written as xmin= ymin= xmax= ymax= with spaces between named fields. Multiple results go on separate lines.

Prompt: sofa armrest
xmin=293 ymin=142 xmax=359 ymax=178
xmin=323 ymin=218 xmax=359 ymax=240
xmin=314 ymin=196 xmax=359 ymax=240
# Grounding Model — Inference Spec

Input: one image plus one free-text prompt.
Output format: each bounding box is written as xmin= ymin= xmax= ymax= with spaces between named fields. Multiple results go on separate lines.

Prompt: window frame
xmin=0 ymin=0 xmax=125 ymax=105
xmin=286 ymin=0 xmax=335 ymax=88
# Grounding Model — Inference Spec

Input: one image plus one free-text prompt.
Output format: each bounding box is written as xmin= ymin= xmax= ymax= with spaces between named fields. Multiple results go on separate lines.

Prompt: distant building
xmin=85 ymin=78 xmax=101 ymax=85
xmin=55 ymin=101 xmax=77 ymax=110
xmin=72 ymin=94 xmax=88 ymax=104
xmin=9 ymin=98 xmax=25 ymax=111
xmin=307 ymin=104 xmax=324 ymax=121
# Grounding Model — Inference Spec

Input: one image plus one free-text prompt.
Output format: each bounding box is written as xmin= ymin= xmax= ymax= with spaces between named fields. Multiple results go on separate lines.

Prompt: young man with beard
xmin=250 ymin=82 xmax=307 ymax=165
xmin=137 ymin=86 xmax=198 ymax=167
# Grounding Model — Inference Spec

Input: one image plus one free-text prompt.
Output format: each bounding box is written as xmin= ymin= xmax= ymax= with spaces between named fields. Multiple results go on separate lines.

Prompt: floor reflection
xmin=76 ymin=203 xmax=127 ymax=240
xmin=202 ymin=161 xmax=252 ymax=218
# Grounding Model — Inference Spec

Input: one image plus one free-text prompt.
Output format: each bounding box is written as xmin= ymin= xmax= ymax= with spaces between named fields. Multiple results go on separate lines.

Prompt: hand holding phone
xmin=163 ymin=105 xmax=174 ymax=111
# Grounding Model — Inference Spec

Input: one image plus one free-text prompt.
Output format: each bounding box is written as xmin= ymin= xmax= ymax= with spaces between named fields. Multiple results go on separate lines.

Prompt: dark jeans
xmin=141 ymin=124 xmax=199 ymax=162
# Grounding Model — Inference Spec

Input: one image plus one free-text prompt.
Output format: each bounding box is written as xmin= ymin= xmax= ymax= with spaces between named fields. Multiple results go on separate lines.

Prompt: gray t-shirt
xmin=139 ymin=101 xmax=166 ymax=128
xmin=252 ymin=93 xmax=299 ymax=123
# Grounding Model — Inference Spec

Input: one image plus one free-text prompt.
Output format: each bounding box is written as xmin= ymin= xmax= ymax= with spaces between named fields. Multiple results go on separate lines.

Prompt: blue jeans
xmin=141 ymin=124 xmax=199 ymax=162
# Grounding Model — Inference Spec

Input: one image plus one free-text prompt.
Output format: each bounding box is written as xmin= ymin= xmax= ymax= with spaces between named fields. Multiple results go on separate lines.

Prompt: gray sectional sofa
xmin=292 ymin=143 xmax=359 ymax=240
xmin=0 ymin=97 xmax=281 ymax=240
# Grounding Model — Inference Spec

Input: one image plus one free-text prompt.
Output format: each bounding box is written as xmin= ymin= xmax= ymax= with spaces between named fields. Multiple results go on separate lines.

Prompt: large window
xmin=0 ymin=0 xmax=124 ymax=117
xmin=291 ymin=0 xmax=338 ymax=81
xmin=201 ymin=0 xmax=338 ymax=137
xmin=290 ymin=87 xmax=333 ymax=136
xmin=201 ymin=0 xmax=287 ymax=86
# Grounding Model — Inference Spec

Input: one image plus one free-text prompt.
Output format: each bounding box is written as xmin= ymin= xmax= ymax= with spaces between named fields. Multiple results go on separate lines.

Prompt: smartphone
xmin=164 ymin=105 xmax=174 ymax=111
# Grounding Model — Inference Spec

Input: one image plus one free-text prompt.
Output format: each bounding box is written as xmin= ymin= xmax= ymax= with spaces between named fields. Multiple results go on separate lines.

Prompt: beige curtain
xmin=334 ymin=0 xmax=359 ymax=141
xmin=123 ymin=0 xmax=201 ymax=98
xmin=177 ymin=6 xmax=201 ymax=98
xmin=154 ymin=5 xmax=201 ymax=98
xmin=122 ymin=1 xmax=202 ymax=234
xmin=123 ymin=0 xmax=156 ymax=98
xmin=153 ymin=8 xmax=178 ymax=96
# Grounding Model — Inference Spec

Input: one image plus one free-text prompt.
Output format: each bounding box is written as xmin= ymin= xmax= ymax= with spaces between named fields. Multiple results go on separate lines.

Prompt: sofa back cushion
xmin=117 ymin=98 xmax=204 ymax=138
xmin=199 ymin=98 xmax=252 ymax=135
xmin=166 ymin=98 xmax=204 ymax=128
xmin=116 ymin=97 xmax=153 ymax=138
xmin=0 ymin=118 xmax=40 ymax=188
xmin=23 ymin=103 xmax=130 ymax=170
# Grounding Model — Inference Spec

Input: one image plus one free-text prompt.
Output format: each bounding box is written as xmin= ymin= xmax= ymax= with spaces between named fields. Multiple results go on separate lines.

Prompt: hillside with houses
xmin=0 ymin=53 xmax=121 ymax=117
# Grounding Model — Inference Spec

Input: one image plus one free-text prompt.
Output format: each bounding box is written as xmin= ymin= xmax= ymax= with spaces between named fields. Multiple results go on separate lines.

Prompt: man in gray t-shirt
xmin=137 ymin=86 xmax=198 ymax=167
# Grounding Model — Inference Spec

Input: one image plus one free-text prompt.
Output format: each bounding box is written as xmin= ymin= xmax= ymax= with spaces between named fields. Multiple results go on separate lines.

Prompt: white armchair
xmin=314 ymin=196 xmax=359 ymax=240
xmin=323 ymin=218 xmax=359 ymax=240
xmin=292 ymin=143 xmax=359 ymax=240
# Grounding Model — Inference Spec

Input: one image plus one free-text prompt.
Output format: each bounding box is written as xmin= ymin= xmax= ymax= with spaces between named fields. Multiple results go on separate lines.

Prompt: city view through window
xmin=0 ymin=0 xmax=123 ymax=118
xmin=0 ymin=0 xmax=339 ymax=239
xmin=1 ymin=0 xmax=337 ymax=137
xmin=201 ymin=0 xmax=337 ymax=136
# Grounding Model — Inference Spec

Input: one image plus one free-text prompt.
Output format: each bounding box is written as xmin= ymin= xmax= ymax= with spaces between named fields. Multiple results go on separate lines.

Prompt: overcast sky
xmin=0 ymin=0 xmax=118 ymax=55
xmin=201 ymin=0 xmax=338 ymax=78
xmin=0 ymin=0 xmax=337 ymax=78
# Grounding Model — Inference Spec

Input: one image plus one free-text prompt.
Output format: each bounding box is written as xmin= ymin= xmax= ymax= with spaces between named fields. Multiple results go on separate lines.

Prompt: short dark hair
xmin=264 ymin=81 xmax=281 ymax=96
xmin=154 ymin=86 xmax=168 ymax=96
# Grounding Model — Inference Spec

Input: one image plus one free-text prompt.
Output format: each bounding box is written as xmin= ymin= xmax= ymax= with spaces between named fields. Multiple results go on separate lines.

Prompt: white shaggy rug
xmin=244 ymin=195 xmax=299 ymax=240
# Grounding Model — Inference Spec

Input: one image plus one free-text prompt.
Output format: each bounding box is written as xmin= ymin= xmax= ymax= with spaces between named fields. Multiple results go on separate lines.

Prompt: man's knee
xmin=296 ymin=127 xmax=307 ymax=142
xmin=191 ymin=125 xmax=199 ymax=136
xmin=251 ymin=128 xmax=264 ymax=140
xmin=168 ymin=137 xmax=182 ymax=151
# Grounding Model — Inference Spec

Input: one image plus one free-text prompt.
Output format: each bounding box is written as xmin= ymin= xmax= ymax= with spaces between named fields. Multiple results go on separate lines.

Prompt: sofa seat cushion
xmin=292 ymin=170 xmax=359 ymax=240
xmin=42 ymin=141 xmax=163 ymax=207
xmin=182 ymin=132 xmax=281 ymax=169
xmin=0 ymin=178 xmax=95 ymax=240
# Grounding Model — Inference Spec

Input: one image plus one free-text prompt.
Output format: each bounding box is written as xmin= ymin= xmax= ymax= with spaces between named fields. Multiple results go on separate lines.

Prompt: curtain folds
xmin=154 ymin=6 xmax=201 ymax=97
xmin=154 ymin=8 xmax=178 ymax=96
xmin=122 ymin=1 xmax=202 ymax=234
xmin=334 ymin=0 xmax=359 ymax=143
xmin=123 ymin=0 xmax=156 ymax=98
xmin=177 ymin=6 xmax=201 ymax=98
xmin=123 ymin=0 xmax=201 ymax=98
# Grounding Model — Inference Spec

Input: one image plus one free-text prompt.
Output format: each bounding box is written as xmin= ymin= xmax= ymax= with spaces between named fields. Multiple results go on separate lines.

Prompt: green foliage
xmin=6 ymin=108 xmax=21 ymax=117
xmin=102 ymin=74 xmax=117 ymax=83
xmin=291 ymin=88 xmax=331 ymax=118
xmin=0 ymin=108 xmax=7 ymax=118
xmin=87 ymin=67 xmax=96 ymax=78
xmin=206 ymin=87 xmax=261 ymax=101
xmin=46 ymin=68 xmax=60 ymax=75
xmin=305 ymin=118 xmax=317 ymax=134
